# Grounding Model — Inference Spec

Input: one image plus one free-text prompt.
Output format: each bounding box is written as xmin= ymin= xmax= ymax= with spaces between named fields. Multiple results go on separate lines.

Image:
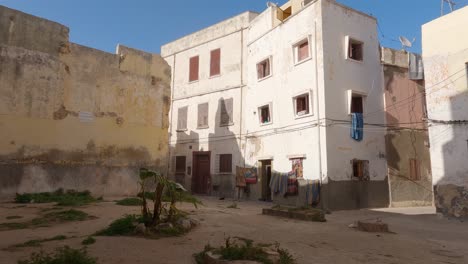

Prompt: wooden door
xmin=193 ymin=152 xmax=210 ymax=194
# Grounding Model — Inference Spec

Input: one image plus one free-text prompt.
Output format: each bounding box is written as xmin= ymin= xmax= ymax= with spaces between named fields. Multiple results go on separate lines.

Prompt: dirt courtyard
xmin=0 ymin=196 xmax=467 ymax=264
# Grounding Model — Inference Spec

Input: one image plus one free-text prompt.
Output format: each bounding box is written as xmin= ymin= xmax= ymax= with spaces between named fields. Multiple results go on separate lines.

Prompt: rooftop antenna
xmin=441 ymin=0 xmax=456 ymax=15
xmin=399 ymin=36 xmax=415 ymax=51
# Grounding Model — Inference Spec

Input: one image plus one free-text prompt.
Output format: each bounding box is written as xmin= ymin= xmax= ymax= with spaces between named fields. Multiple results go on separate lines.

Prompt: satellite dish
xmin=266 ymin=2 xmax=278 ymax=8
xmin=399 ymin=36 xmax=415 ymax=50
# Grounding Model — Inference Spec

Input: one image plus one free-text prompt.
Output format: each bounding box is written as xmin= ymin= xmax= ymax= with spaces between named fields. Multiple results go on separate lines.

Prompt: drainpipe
xmin=240 ymin=28 xmax=246 ymax=168
xmin=314 ymin=19 xmax=325 ymax=210
xmin=166 ymin=54 xmax=176 ymax=178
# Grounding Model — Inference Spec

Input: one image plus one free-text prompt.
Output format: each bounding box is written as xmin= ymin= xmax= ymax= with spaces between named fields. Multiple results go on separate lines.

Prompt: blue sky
xmin=1 ymin=0 xmax=467 ymax=54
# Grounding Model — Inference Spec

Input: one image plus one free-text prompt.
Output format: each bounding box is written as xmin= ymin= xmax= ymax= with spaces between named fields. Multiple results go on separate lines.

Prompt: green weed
xmin=115 ymin=198 xmax=143 ymax=206
xmin=95 ymin=215 xmax=137 ymax=236
xmin=13 ymin=235 xmax=67 ymax=248
xmin=18 ymin=246 xmax=97 ymax=264
xmin=81 ymin=237 xmax=96 ymax=245
xmin=15 ymin=189 xmax=98 ymax=206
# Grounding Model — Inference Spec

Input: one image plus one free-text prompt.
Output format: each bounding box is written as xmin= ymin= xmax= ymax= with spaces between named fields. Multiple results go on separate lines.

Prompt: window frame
xmin=352 ymin=159 xmax=369 ymax=180
xmin=256 ymin=56 xmax=273 ymax=81
xmin=175 ymin=156 xmax=186 ymax=174
xmin=258 ymin=103 xmax=273 ymax=126
xmin=345 ymin=36 xmax=364 ymax=62
xmin=219 ymin=98 xmax=234 ymax=127
xmin=293 ymin=37 xmax=312 ymax=65
xmin=219 ymin=154 xmax=233 ymax=174
xmin=197 ymin=102 xmax=209 ymax=129
xmin=210 ymin=48 xmax=221 ymax=78
xmin=176 ymin=106 xmax=188 ymax=132
xmin=292 ymin=92 xmax=312 ymax=118
xmin=189 ymin=55 xmax=199 ymax=83
xmin=347 ymin=90 xmax=367 ymax=115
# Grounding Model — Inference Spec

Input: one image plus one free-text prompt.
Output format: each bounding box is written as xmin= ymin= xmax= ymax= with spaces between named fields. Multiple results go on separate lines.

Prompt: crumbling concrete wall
xmin=382 ymin=48 xmax=433 ymax=207
xmin=422 ymin=6 xmax=468 ymax=219
xmin=0 ymin=6 xmax=171 ymax=197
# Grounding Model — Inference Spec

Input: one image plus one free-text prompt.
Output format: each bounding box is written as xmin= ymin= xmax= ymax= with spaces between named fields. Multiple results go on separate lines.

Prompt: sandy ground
xmin=0 ymin=197 xmax=467 ymax=264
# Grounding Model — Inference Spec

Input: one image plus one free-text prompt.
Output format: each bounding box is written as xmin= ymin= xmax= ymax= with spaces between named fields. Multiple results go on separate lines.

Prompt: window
xmin=189 ymin=55 xmax=199 ymax=82
xmin=259 ymin=104 xmax=272 ymax=124
xmin=347 ymin=90 xmax=366 ymax=115
xmin=175 ymin=156 xmax=186 ymax=173
xmin=347 ymin=38 xmax=363 ymax=61
xmin=409 ymin=159 xmax=421 ymax=181
xmin=294 ymin=39 xmax=310 ymax=63
xmin=294 ymin=93 xmax=310 ymax=116
xmin=352 ymin=159 xmax=369 ymax=180
xmin=256 ymin=58 xmax=271 ymax=80
xmin=197 ymin=103 xmax=209 ymax=128
xmin=351 ymin=96 xmax=363 ymax=113
xmin=177 ymin=106 xmax=188 ymax=131
xmin=219 ymin=154 xmax=232 ymax=173
xmin=210 ymin=49 xmax=221 ymax=77
xmin=219 ymin=98 xmax=233 ymax=126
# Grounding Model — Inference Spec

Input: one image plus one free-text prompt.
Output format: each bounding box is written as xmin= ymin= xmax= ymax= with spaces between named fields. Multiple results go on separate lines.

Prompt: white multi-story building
xmin=162 ymin=0 xmax=388 ymax=210
xmin=422 ymin=6 xmax=468 ymax=219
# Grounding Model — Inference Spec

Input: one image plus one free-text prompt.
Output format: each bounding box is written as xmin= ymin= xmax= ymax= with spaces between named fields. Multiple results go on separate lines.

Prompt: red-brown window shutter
xmin=219 ymin=154 xmax=232 ymax=173
xmin=298 ymin=41 xmax=309 ymax=62
xmin=210 ymin=49 xmax=221 ymax=76
xmin=189 ymin=56 xmax=199 ymax=82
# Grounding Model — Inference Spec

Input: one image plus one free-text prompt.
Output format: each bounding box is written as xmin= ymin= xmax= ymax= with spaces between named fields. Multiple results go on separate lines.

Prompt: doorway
xmin=192 ymin=152 xmax=211 ymax=194
xmin=260 ymin=160 xmax=272 ymax=201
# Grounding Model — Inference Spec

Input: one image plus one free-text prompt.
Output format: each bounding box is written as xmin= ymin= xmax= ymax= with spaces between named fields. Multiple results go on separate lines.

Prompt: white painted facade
xmin=162 ymin=0 xmax=388 ymax=208
xmin=422 ymin=7 xmax=468 ymax=193
xmin=161 ymin=12 xmax=257 ymax=196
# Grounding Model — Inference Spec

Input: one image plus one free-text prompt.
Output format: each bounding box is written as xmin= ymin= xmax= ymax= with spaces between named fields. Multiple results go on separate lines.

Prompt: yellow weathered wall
xmin=0 ymin=6 xmax=171 ymax=197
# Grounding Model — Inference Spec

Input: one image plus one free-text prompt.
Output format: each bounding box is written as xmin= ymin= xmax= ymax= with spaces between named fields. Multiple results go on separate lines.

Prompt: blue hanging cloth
xmin=351 ymin=113 xmax=364 ymax=141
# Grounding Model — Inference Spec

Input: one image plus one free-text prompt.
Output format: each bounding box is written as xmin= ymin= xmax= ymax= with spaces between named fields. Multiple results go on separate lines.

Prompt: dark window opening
xmin=352 ymin=159 xmax=369 ymax=180
xmin=219 ymin=154 xmax=232 ymax=173
xmin=175 ymin=156 xmax=186 ymax=173
xmin=351 ymin=96 xmax=363 ymax=114
xmin=257 ymin=58 xmax=271 ymax=80
xmin=189 ymin=56 xmax=199 ymax=82
xmin=349 ymin=39 xmax=363 ymax=61
xmin=260 ymin=105 xmax=271 ymax=124
xmin=295 ymin=94 xmax=310 ymax=116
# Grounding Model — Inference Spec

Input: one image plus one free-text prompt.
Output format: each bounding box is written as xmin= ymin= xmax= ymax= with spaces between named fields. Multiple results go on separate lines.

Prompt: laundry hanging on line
xmin=351 ymin=113 xmax=364 ymax=141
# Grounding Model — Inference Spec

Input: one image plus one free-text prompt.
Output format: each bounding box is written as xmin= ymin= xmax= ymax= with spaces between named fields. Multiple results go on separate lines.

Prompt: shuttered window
xmin=197 ymin=103 xmax=209 ymax=128
xmin=220 ymin=98 xmax=233 ymax=126
xmin=189 ymin=56 xmax=199 ymax=82
xmin=409 ymin=159 xmax=421 ymax=181
xmin=297 ymin=41 xmax=310 ymax=62
xmin=256 ymin=58 xmax=271 ymax=80
xmin=175 ymin=156 xmax=186 ymax=173
xmin=352 ymin=160 xmax=369 ymax=180
xmin=210 ymin=49 xmax=221 ymax=77
xmin=177 ymin=106 xmax=188 ymax=131
xmin=219 ymin=154 xmax=232 ymax=173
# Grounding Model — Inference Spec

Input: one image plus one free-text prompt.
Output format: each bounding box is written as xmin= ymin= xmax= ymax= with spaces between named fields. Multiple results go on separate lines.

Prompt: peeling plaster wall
xmin=382 ymin=48 xmax=433 ymax=207
xmin=422 ymin=6 xmax=468 ymax=218
xmin=161 ymin=12 xmax=257 ymax=197
xmin=320 ymin=1 xmax=388 ymax=209
xmin=0 ymin=6 xmax=171 ymax=197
